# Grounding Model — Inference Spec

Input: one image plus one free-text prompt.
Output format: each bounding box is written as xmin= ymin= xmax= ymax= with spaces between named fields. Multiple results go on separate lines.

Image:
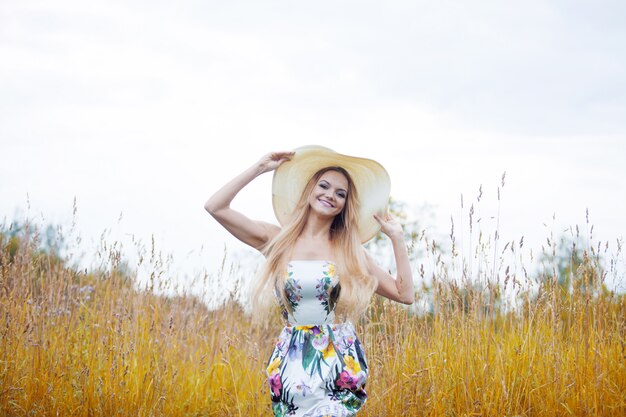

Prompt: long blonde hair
xmin=250 ymin=167 xmax=377 ymax=323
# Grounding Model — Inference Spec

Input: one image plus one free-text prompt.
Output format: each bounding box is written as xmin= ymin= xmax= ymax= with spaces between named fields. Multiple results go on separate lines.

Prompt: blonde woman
xmin=205 ymin=145 xmax=415 ymax=417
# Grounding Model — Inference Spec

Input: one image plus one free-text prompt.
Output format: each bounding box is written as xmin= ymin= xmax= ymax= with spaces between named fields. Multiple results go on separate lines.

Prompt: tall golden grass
xmin=1 ymin=216 xmax=625 ymax=416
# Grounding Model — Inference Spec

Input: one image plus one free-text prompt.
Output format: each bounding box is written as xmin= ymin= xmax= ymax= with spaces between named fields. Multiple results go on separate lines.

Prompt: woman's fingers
xmin=373 ymin=212 xmax=392 ymax=228
xmin=374 ymin=212 xmax=403 ymax=238
xmin=260 ymin=151 xmax=295 ymax=172
xmin=271 ymin=151 xmax=295 ymax=161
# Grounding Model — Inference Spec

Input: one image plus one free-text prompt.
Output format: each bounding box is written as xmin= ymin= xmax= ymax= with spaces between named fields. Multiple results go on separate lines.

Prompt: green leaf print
xmin=301 ymin=334 xmax=316 ymax=371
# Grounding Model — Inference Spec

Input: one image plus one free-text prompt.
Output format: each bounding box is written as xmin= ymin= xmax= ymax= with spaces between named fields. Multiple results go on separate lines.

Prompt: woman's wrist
xmin=387 ymin=230 xmax=405 ymax=242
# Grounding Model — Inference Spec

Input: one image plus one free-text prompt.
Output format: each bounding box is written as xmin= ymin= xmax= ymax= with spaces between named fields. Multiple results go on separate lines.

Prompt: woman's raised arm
xmin=204 ymin=151 xmax=294 ymax=250
xmin=367 ymin=212 xmax=415 ymax=305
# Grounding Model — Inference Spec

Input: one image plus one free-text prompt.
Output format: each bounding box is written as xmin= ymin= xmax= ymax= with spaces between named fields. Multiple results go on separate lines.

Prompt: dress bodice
xmin=279 ymin=260 xmax=341 ymax=326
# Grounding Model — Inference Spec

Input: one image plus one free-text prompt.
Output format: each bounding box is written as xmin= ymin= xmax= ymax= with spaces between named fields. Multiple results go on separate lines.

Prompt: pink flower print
xmin=336 ymin=354 xmax=367 ymax=390
xmin=336 ymin=370 xmax=367 ymax=391
xmin=336 ymin=370 xmax=359 ymax=390
xmin=269 ymin=373 xmax=282 ymax=397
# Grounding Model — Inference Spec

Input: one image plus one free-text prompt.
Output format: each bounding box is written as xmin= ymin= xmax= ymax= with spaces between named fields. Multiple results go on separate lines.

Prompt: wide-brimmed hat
xmin=272 ymin=145 xmax=391 ymax=243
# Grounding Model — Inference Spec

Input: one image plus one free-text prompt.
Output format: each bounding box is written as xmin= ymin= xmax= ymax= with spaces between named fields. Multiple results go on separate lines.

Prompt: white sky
xmin=1 ymin=0 xmax=625 ymax=294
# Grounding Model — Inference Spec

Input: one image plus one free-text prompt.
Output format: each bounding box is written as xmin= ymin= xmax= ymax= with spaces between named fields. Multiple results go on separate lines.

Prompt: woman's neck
xmin=301 ymin=213 xmax=333 ymax=240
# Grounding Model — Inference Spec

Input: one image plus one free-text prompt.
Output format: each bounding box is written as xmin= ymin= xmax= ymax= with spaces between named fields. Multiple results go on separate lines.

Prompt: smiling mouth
xmin=318 ymin=199 xmax=334 ymax=208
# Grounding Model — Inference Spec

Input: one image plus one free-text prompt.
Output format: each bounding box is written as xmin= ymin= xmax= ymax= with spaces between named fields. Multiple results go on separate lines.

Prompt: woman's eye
xmin=319 ymin=183 xmax=329 ymax=189
xmin=337 ymin=192 xmax=346 ymax=199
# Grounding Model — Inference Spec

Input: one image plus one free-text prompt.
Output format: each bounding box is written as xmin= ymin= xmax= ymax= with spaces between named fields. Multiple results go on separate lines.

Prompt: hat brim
xmin=272 ymin=145 xmax=390 ymax=243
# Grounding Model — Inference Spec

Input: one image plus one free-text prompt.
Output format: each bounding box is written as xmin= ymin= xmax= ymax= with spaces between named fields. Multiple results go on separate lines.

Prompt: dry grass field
xmin=1 ymin=215 xmax=625 ymax=416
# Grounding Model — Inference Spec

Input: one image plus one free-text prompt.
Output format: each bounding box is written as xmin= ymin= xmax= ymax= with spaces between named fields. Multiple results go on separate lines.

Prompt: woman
xmin=205 ymin=145 xmax=415 ymax=416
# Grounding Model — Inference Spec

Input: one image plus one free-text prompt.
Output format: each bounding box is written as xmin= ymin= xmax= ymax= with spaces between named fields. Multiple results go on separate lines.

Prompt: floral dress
xmin=266 ymin=260 xmax=368 ymax=417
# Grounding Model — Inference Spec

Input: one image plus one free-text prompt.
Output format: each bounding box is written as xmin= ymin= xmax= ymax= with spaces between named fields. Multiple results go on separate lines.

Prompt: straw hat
xmin=272 ymin=145 xmax=391 ymax=243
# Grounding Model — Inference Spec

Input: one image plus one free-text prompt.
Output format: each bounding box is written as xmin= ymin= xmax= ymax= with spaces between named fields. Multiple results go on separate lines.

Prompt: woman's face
xmin=308 ymin=170 xmax=349 ymax=218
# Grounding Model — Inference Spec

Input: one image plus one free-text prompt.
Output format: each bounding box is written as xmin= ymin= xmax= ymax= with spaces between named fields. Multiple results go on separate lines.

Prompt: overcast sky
xmin=1 ymin=0 xmax=625 ymax=294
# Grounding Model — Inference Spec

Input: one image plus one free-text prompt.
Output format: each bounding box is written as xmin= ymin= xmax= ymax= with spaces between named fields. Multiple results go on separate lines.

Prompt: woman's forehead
xmin=319 ymin=170 xmax=349 ymax=189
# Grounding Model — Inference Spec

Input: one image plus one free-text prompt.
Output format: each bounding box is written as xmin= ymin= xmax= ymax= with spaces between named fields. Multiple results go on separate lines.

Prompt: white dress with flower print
xmin=266 ymin=260 xmax=368 ymax=417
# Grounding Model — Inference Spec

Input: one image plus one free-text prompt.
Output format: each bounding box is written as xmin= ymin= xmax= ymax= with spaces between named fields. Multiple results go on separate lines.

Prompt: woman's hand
xmin=258 ymin=151 xmax=295 ymax=174
xmin=373 ymin=212 xmax=404 ymax=240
